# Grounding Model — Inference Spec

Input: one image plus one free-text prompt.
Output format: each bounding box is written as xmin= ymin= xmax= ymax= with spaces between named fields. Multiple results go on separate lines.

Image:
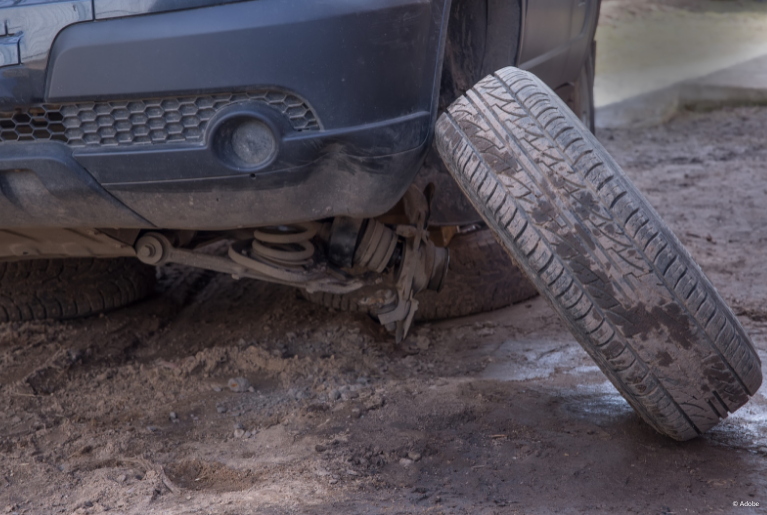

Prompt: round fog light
xmin=213 ymin=114 xmax=279 ymax=170
xmin=231 ymin=119 xmax=276 ymax=166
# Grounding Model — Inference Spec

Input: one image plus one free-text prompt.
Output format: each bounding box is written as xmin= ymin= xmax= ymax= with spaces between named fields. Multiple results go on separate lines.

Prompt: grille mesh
xmin=0 ymin=91 xmax=319 ymax=147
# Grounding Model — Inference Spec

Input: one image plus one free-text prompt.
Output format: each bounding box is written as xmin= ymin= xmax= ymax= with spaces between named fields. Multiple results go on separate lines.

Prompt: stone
xmin=228 ymin=377 xmax=250 ymax=392
xmin=407 ymin=451 xmax=422 ymax=462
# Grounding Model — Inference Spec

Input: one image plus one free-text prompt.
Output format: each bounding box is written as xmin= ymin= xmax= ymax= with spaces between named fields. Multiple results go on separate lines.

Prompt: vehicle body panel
xmin=0 ymin=0 xmax=599 ymax=234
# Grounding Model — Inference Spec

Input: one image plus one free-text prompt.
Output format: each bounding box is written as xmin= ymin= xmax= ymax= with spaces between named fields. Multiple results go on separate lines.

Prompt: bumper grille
xmin=0 ymin=90 xmax=319 ymax=147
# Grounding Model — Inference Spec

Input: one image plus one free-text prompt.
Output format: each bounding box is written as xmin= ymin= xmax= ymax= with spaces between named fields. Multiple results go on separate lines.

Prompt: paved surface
xmin=595 ymin=0 xmax=767 ymax=128
xmin=598 ymin=53 xmax=767 ymax=128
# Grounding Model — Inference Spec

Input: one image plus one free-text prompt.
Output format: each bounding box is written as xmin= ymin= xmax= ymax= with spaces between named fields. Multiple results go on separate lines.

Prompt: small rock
xmin=346 ymin=469 xmax=360 ymax=476
xmin=329 ymin=390 xmax=341 ymax=401
xmin=399 ymin=458 xmax=413 ymax=467
xmin=217 ymin=405 xmax=227 ymax=414
xmin=416 ymin=336 xmax=430 ymax=351
xmin=357 ymin=376 xmax=370 ymax=385
xmin=342 ymin=390 xmax=359 ymax=401
xmin=329 ymin=478 xmax=339 ymax=485
xmin=247 ymin=386 xmax=255 ymax=393
xmin=228 ymin=377 xmax=251 ymax=392
xmin=365 ymin=395 xmax=385 ymax=411
xmin=315 ymin=445 xmax=327 ymax=453
xmin=234 ymin=422 xmax=244 ymax=430
xmin=212 ymin=385 xmax=222 ymax=392
xmin=146 ymin=426 xmax=158 ymax=433
xmin=84 ymin=501 xmax=93 ymax=508
xmin=757 ymin=446 xmax=767 ymax=456
xmin=116 ymin=474 xmax=127 ymax=482
xmin=407 ymin=451 xmax=422 ymax=462
xmin=351 ymin=408 xmax=362 ymax=419
xmin=234 ymin=428 xmax=245 ymax=438
xmin=169 ymin=412 xmax=178 ymax=421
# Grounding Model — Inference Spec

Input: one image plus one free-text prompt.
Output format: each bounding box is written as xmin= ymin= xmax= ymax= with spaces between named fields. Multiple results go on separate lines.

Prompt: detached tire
xmin=0 ymin=258 xmax=156 ymax=322
xmin=302 ymin=228 xmax=538 ymax=322
xmin=435 ymin=67 xmax=762 ymax=440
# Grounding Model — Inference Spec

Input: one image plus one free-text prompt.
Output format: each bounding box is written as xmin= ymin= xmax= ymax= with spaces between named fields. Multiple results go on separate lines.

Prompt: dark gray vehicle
xmin=0 ymin=0 xmax=760 ymax=441
xmin=0 ymin=0 xmax=598 ymax=326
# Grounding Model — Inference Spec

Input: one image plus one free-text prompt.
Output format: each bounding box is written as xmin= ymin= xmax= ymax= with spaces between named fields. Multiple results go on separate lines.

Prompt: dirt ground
xmin=1 ymin=105 xmax=766 ymax=514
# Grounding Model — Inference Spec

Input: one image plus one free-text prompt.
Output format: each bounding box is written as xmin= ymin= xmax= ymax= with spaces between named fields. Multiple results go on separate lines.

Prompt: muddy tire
xmin=302 ymin=228 xmax=538 ymax=322
xmin=434 ymin=67 xmax=762 ymax=440
xmin=0 ymin=258 xmax=156 ymax=322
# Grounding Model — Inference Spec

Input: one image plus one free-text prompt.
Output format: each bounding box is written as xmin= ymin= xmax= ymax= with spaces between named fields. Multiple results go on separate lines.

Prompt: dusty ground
xmin=1 ymin=107 xmax=766 ymax=514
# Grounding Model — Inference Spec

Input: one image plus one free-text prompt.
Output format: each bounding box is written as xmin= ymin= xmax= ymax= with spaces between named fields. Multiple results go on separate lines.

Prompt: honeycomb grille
xmin=0 ymin=91 xmax=319 ymax=147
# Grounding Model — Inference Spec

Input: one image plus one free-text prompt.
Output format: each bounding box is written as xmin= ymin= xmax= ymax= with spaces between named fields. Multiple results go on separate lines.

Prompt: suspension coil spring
xmin=250 ymin=223 xmax=319 ymax=268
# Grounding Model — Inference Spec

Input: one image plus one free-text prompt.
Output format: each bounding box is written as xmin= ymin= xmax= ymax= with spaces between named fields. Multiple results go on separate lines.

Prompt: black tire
xmin=0 ymin=258 xmax=156 ymax=322
xmin=434 ymin=66 xmax=762 ymax=440
xmin=302 ymin=228 xmax=538 ymax=322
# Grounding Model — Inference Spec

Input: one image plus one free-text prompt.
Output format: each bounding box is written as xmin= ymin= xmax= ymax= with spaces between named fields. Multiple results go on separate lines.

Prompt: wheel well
xmin=439 ymin=0 xmax=523 ymax=111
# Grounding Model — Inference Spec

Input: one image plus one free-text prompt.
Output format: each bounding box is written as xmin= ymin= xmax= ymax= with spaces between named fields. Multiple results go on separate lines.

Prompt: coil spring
xmin=250 ymin=223 xmax=319 ymax=268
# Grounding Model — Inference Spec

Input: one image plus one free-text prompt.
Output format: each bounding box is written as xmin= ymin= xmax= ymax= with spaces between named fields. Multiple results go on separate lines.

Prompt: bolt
xmin=137 ymin=245 xmax=155 ymax=259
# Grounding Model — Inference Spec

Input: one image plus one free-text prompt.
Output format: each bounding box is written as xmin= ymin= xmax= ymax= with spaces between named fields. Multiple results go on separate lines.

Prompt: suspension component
xmin=354 ymin=219 xmax=398 ymax=273
xmin=135 ymin=231 xmax=363 ymax=294
xmin=134 ymin=186 xmax=449 ymax=342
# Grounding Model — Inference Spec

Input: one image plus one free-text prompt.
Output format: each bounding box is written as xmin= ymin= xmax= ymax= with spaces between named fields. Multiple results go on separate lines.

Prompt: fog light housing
xmin=213 ymin=115 xmax=277 ymax=170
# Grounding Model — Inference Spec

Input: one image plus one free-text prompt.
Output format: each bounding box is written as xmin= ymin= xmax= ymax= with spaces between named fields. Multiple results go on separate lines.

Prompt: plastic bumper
xmin=0 ymin=0 xmax=449 ymax=230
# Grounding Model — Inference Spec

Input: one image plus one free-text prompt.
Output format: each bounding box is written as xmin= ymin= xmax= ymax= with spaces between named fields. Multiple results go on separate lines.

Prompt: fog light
xmin=213 ymin=113 xmax=278 ymax=170
xmin=231 ymin=119 xmax=276 ymax=166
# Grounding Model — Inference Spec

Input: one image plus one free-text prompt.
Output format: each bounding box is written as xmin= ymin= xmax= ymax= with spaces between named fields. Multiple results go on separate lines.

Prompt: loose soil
xmin=1 ymin=107 xmax=766 ymax=514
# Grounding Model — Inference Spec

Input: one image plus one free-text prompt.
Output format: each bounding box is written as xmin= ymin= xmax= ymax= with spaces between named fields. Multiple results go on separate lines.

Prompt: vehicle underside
xmin=0 ymin=0 xmax=599 ymax=338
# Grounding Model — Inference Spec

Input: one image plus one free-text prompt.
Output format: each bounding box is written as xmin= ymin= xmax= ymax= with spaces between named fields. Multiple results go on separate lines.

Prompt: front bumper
xmin=0 ymin=0 xmax=449 ymax=230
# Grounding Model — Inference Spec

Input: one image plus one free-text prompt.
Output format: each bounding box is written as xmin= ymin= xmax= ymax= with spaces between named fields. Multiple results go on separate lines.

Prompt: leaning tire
xmin=435 ymin=66 xmax=762 ymax=440
xmin=0 ymin=258 xmax=156 ymax=322
xmin=302 ymin=228 xmax=538 ymax=322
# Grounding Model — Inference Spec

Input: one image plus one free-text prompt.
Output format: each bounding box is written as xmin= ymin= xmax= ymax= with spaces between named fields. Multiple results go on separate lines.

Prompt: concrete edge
xmin=595 ymin=59 xmax=767 ymax=130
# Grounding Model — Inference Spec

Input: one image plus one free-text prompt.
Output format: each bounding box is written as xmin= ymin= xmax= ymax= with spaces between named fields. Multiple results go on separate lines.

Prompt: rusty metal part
xmin=134 ymin=189 xmax=449 ymax=341
xmin=327 ymin=217 xmax=364 ymax=268
xmin=0 ymin=228 xmax=136 ymax=260
xmin=250 ymin=223 xmax=319 ymax=267
xmin=354 ymin=219 xmax=398 ymax=274
xmin=374 ymin=185 xmax=450 ymax=342
xmin=135 ymin=232 xmax=362 ymax=294
xmin=252 ymin=223 xmax=318 ymax=244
